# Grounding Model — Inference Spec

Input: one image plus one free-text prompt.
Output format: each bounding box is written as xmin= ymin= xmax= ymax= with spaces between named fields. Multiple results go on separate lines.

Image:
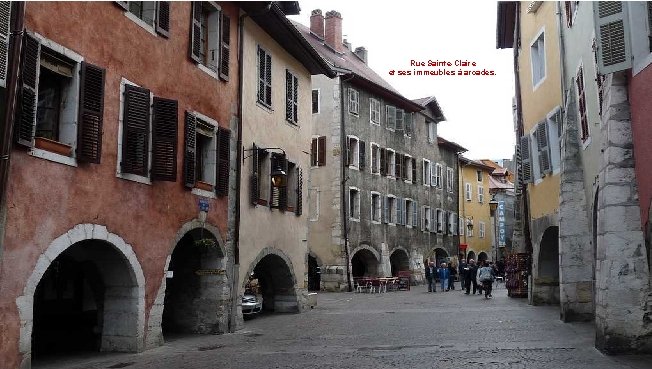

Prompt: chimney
xmin=325 ymin=10 xmax=344 ymax=54
xmin=343 ymin=38 xmax=351 ymax=50
xmin=310 ymin=9 xmax=324 ymax=40
xmin=354 ymin=46 xmax=368 ymax=64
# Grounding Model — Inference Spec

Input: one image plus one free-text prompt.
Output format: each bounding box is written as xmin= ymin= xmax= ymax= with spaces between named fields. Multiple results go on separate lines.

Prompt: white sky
xmin=288 ymin=1 xmax=516 ymax=160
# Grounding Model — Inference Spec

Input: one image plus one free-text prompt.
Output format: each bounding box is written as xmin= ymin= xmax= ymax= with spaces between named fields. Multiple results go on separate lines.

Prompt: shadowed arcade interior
xmin=351 ymin=248 xmax=379 ymax=277
xmin=253 ymin=254 xmax=298 ymax=313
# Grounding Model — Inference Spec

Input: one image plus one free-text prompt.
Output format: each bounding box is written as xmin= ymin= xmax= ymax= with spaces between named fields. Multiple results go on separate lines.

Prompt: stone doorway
xmin=390 ymin=249 xmax=410 ymax=276
xmin=31 ymin=239 xmax=142 ymax=362
xmin=252 ymin=253 xmax=298 ymax=313
xmin=307 ymin=255 xmax=320 ymax=291
xmin=162 ymin=228 xmax=225 ymax=336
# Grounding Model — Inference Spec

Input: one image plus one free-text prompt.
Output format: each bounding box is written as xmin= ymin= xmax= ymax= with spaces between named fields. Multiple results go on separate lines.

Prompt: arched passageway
xmin=533 ymin=226 xmax=560 ymax=305
xmin=351 ymin=248 xmax=379 ymax=277
xmin=478 ymin=252 xmax=488 ymax=262
xmin=467 ymin=251 xmax=476 ymax=263
xmin=390 ymin=249 xmax=410 ymax=276
xmin=252 ymin=253 xmax=298 ymax=313
xmin=433 ymin=248 xmax=449 ymax=266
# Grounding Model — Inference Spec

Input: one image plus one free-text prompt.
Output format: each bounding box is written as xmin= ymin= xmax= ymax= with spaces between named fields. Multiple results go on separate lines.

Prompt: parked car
xmin=242 ymin=293 xmax=262 ymax=318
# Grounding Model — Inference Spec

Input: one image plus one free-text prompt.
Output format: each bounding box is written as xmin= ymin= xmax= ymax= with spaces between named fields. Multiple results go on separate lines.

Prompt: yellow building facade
xmin=458 ymin=159 xmax=494 ymax=262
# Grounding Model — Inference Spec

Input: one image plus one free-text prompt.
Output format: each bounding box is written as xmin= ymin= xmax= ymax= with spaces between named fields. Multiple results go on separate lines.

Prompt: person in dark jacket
xmin=424 ymin=261 xmax=437 ymax=292
xmin=447 ymin=262 xmax=457 ymax=290
xmin=465 ymin=259 xmax=479 ymax=295
xmin=459 ymin=260 xmax=468 ymax=292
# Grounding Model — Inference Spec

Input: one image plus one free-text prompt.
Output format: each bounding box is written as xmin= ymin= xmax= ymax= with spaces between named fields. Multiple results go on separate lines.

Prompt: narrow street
xmin=34 ymin=287 xmax=652 ymax=369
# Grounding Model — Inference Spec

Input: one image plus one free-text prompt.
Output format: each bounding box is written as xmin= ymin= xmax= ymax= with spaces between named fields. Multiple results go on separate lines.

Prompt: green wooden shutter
xmin=594 ymin=1 xmax=631 ymax=74
xmin=520 ymin=135 xmax=532 ymax=183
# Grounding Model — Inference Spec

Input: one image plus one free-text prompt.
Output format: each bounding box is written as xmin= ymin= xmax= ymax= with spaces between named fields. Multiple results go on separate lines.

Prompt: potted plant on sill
xmin=195 ymin=180 xmax=213 ymax=192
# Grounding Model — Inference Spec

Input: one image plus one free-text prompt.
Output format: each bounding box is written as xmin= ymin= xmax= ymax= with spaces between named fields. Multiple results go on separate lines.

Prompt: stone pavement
xmin=33 ymin=285 xmax=652 ymax=369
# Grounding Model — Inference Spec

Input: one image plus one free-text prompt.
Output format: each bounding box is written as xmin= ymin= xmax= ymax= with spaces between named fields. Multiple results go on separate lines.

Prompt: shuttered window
xmin=446 ymin=167 xmax=454 ymax=192
xmin=215 ymin=127 xmax=231 ymax=196
xmin=312 ymin=89 xmax=319 ymax=114
xmin=122 ymin=84 xmax=151 ymax=176
xmin=310 ymin=136 xmax=326 ymax=167
xmin=358 ymin=140 xmax=366 ymax=171
xmin=370 ymin=143 xmax=379 ymax=174
xmin=370 ymin=98 xmax=381 ymax=124
xmin=270 ymin=153 xmax=288 ymax=210
xmin=536 ymin=120 xmax=551 ymax=174
xmin=594 ymin=1 xmax=632 ymax=74
xmin=189 ymin=2 xmax=229 ymax=79
xmin=257 ymin=46 xmax=272 ymax=107
xmin=0 ymin=1 xmax=10 ymax=88
xmin=404 ymin=112 xmax=413 ymax=137
xmin=386 ymin=105 xmax=396 ymax=130
xmin=465 ymin=182 xmax=472 ymax=201
xmin=219 ymin=12 xmax=230 ymax=80
xmin=285 ymin=69 xmax=298 ymax=124
xmin=395 ymin=109 xmax=404 ymax=131
xmin=576 ymin=66 xmax=589 ymax=142
xmin=422 ymin=159 xmax=431 ymax=186
xmin=120 ymin=1 xmax=170 ymax=37
xmin=519 ymin=135 xmax=533 ymax=183
xmin=348 ymin=88 xmax=359 ymax=115
xmin=151 ymin=97 xmax=178 ymax=180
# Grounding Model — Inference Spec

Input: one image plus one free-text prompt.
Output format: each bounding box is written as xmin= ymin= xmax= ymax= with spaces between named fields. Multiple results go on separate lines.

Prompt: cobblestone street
xmin=34 ymin=286 xmax=652 ymax=369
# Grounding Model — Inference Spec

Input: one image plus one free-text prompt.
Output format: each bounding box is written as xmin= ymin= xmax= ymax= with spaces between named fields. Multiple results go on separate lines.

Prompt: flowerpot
xmin=195 ymin=180 xmax=213 ymax=191
xmin=34 ymin=137 xmax=73 ymax=157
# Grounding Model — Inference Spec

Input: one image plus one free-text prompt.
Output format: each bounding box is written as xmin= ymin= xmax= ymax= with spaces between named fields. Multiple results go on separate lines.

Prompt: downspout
xmin=556 ymin=1 xmax=567 ymax=107
xmin=0 ymin=2 xmax=25 ymax=267
xmin=340 ymin=74 xmax=354 ymax=292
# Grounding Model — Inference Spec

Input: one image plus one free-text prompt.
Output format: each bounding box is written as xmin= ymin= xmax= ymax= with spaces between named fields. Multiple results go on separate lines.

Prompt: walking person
xmin=476 ymin=260 xmax=484 ymax=295
xmin=447 ymin=262 xmax=457 ymax=290
xmin=425 ymin=261 xmax=437 ymax=292
xmin=438 ymin=262 xmax=450 ymax=291
xmin=479 ymin=261 xmax=496 ymax=299
xmin=459 ymin=259 xmax=469 ymax=293
xmin=464 ymin=259 xmax=478 ymax=295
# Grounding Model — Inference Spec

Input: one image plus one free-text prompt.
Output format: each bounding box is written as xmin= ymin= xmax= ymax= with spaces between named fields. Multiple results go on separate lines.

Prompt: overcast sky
xmin=288 ymin=1 xmax=516 ymax=161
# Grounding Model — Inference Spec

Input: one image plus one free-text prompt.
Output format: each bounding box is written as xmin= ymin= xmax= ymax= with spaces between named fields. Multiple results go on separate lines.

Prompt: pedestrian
xmin=476 ymin=260 xmax=484 ymax=295
xmin=465 ymin=259 xmax=478 ymax=295
xmin=438 ymin=262 xmax=450 ymax=291
xmin=424 ymin=261 xmax=437 ymax=292
xmin=479 ymin=261 xmax=496 ymax=299
xmin=459 ymin=259 xmax=469 ymax=293
xmin=447 ymin=262 xmax=457 ymax=290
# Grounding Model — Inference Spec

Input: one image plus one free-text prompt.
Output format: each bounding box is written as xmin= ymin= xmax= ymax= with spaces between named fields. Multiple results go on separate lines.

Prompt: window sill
xmin=349 ymin=217 xmax=360 ymax=222
xmin=117 ymin=172 xmax=151 ymax=185
xmin=255 ymin=199 xmax=269 ymax=206
xmin=370 ymin=120 xmax=380 ymax=126
xmin=197 ymin=63 xmax=220 ymax=80
xmin=581 ymin=136 xmax=591 ymax=150
xmin=388 ymin=223 xmax=396 ymax=227
xmin=191 ymin=187 xmax=217 ymax=199
xmin=348 ymin=111 xmax=359 ymax=117
xmin=256 ymin=101 xmax=273 ymax=113
xmin=30 ymin=148 xmax=78 ymax=167
xmin=285 ymin=120 xmax=300 ymax=130
xmin=124 ymin=11 xmax=158 ymax=37
xmin=371 ymin=220 xmax=381 ymax=225
xmin=348 ymin=165 xmax=359 ymax=171
xmin=532 ymin=76 xmax=546 ymax=91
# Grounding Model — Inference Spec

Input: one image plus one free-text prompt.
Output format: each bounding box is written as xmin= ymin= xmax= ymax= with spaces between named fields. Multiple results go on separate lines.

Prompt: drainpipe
xmin=0 ymin=2 xmax=25 ymax=267
xmin=556 ymin=1 xmax=568 ymax=107
xmin=340 ymin=74 xmax=354 ymax=292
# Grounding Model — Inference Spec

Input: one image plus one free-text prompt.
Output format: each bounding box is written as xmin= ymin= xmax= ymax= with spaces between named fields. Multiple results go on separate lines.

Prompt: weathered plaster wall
xmin=459 ymin=164 xmax=493 ymax=260
xmin=0 ymin=2 xmax=240 ymax=367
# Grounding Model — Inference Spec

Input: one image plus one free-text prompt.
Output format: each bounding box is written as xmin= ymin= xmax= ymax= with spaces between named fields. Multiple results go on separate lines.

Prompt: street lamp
xmin=489 ymin=195 xmax=499 ymax=262
xmin=243 ymin=146 xmax=288 ymax=188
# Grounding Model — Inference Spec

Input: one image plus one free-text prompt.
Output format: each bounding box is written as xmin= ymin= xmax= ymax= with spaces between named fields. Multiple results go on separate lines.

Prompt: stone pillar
xmin=380 ymin=242 xmax=391 ymax=277
xmin=595 ymin=72 xmax=652 ymax=353
xmin=558 ymin=88 xmax=594 ymax=322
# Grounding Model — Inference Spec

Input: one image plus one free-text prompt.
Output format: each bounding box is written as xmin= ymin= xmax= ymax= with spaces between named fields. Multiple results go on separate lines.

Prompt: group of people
xmin=424 ymin=259 xmax=497 ymax=299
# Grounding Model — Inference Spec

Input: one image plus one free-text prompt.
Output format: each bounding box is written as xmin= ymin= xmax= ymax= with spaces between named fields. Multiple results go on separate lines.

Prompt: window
xmin=349 ymin=187 xmax=360 ymax=220
xmin=370 ymin=98 xmax=381 ymax=124
xmin=386 ymin=195 xmax=396 ymax=225
xmin=310 ymin=136 xmax=326 ymax=167
xmin=346 ymin=136 xmax=362 ymax=169
xmin=422 ymin=205 xmax=431 ymax=231
xmin=436 ymin=209 xmax=444 ymax=233
xmin=404 ymin=155 xmax=413 ymax=182
xmin=592 ymin=39 xmax=605 ymax=117
xmin=467 ymin=219 xmax=474 ymax=237
xmin=396 ymin=197 xmax=404 ymax=226
xmin=423 ymin=159 xmax=431 ymax=186
xmin=309 ymin=187 xmax=320 ymax=221
xmin=386 ymin=105 xmax=396 ymax=130
xmin=285 ymin=70 xmax=299 ymax=124
xmin=371 ymin=192 xmax=382 ymax=223
xmin=465 ymin=183 xmax=472 ymax=201
xmin=478 ymin=185 xmax=484 ymax=203
xmin=564 ymin=1 xmax=578 ymax=27
xmin=446 ymin=167 xmax=454 ymax=192
xmin=434 ymin=164 xmax=443 ymax=188
xmin=182 ymin=111 xmax=231 ymax=195
xmin=476 ymin=170 xmax=482 ymax=182
xmin=370 ymin=143 xmax=380 ymax=174
xmin=15 ymin=35 xmax=108 ymax=167
xmin=348 ymin=88 xmax=359 ymax=115
xmin=479 ymin=221 xmax=486 ymax=238
xmin=286 ymin=162 xmax=303 ymax=213
xmin=312 ymin=89 xmax=320 ymax=114
xmin=251 ymin=147 xmax=270 ymax=205
xmin=449 ymin=212 xmax=457 ymax=235
xmin=257 ymin=46 xmax=272 ymax=107
xmin=530 ymin=31 xmax=546 ymax=88
xmin=405 ymin=199 xmax=414 ymax=227
xmin=395 ymin=108 xmax=404 ymax=131
xmin=119 ymin=1 xmax=170 ymax=38
xmin=427 ymin=121 xmax=436 ymax=143
xmin=188 ymin=2 xmax=230 ymax=79
xmin=404 ymin=112 xmax=414 ymax=137
xmin=576 ymin=66 xmax=589 ymax=142
xmin=411 ymin=200 xmax=418 ymax=227
xmin=387 ymin=149 xmax=396 ymax=177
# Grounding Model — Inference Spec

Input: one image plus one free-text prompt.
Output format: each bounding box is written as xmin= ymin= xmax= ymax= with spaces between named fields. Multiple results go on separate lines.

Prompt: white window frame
xmin=371 ymin=191 xmax=382 ymax=224
xmin=427 ymin=121 xmax=436 ymax=143
xmin=193 ymin=2 xmax=223 ymax=79
xmin=122 ymin=1 xmax=159 ymax=36
xmin=387 ymin=194 xmax=397 ymax=226
xmin=370 ymin=142 xmax=380 ymax=175
xmin=349 ymin=186 xmax=361 ymax=221
xmin=465 ymin=182 xmax=472 ymax=201
xmin=404 ymin=154 xmax=413 ymax=183
xmin=478 ymin=185 xmax=484 ymax=203
xmin=422 ymin=205 xmax=431 ymax=232
xmin=405 ymin=198 xmax=414 ymax=228
xmin=434 ymin=163 xmax=443 ymax=188
xmin=479 ymin=221 xmax=486 ymax=238
xmin=476 ymin=170 xmax=482 ymax=182
xmin=347 ymin=135 xmax=360 ymax=170
xmin=436 ymin=208 xmax=443 ymax=233
xmin=446 ymin=167 xmax=454 ymax=192
xmin=530 ymin=27 xmax=546 ymax=90
xmin=423 ymin=159 xmax=431 ymax=186
xmin=370 ymin=98 xmax=381 ymax=125
xmin=386 ymin=149 xmax=396 ymax=178
xmin=348 ymin=88 xmax=359 ymax=115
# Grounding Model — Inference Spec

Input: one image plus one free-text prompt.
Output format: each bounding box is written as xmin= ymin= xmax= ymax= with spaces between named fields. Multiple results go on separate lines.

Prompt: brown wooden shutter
xmin=219 ymin=13 xmax=230 ymax=81
xmin=380 ymin=148 xmax=386 ymax=176
xmin=359 ymin=140 xmax=365 ymax=170
xmin=318 ymin=136 xmax=326 ymax=166
xmin=215 ymin=126 xmax=231 ymax=196
xmin=183 ymin=112 xmax=197 ymax=187
xmin=395 ymin=153 xmax=402 ymax=179
xmin=151 ymin=97 xmax=178 ymax=180
xmin=16 ymin=34 xmax=39 ymax=147
xmin=77 ymin=62 xmax=106 ymax=163
xmin=310 ymin=138 xmax=317 ymax=166
xmin=295 ymin=167 xmax=303 ymax=216
xmin=412 ymin=158 xmax=417 ymax=184
xmin=189 ymin=2 xmax=201 ymax=63
xmin=250 ymin=143 xmax=259 ymax=205
xmin=122 ymin=85 xmax=150 ymax=176
xmin=155 ymin=1 xmax=170 ymax=38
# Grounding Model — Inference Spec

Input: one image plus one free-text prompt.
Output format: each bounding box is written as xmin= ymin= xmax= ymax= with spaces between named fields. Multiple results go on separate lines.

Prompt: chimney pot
xmin=310 ymin=9 xmax=324 ymax=39
xmin=324 ymin=10 xmax=344 ymax=54
xmin=354 ymin=46 xmax=368 ymax=64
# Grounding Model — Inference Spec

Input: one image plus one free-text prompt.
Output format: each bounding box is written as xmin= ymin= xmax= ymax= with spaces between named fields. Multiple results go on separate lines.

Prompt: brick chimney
xmin=354 ymin=46 xmax=367 ymax=64
xmin=310 ymin=9 xmax=324 ymax=40
xmin=325 ymin=10 xmax=344 ymax=54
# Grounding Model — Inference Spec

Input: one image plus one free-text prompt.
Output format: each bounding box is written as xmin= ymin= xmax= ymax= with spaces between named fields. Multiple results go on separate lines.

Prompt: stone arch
xmin=533 ymin=226 xmax=560 ymax=305
xmin=243 ymin=247 xmax=299 ymax=313
xmin=350 ymin=244 xmax=381 ymax=277
xmin=478 ymin=252 xmax=489 ymax=262
xmin=466 ymin=250 xmax=476 ymax=262
xmin=17 ymin=224 xmax=146 ymax=368
xmin=389 ymin=247 xmax=410 ymax=276
xmin=430 ymin=247 xmax=449 ymax=266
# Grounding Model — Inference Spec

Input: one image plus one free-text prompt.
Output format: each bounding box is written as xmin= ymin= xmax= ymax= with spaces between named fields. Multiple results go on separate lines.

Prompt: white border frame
xmin=530 ymin=26 xmax=547 ymax=91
